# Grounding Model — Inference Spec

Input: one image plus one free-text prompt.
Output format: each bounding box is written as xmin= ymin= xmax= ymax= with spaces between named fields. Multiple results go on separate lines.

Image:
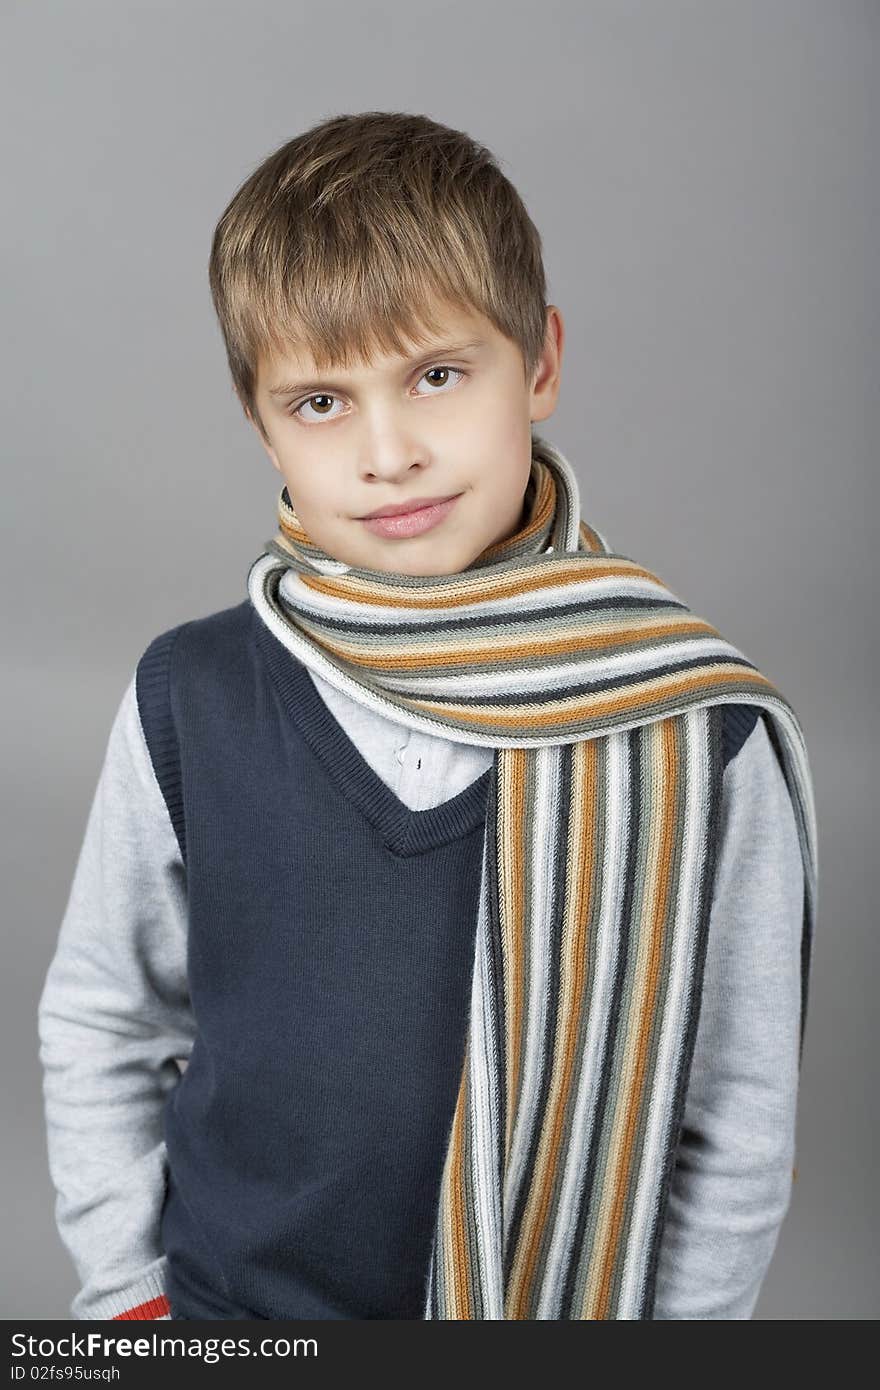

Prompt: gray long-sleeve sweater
xmin=37 ymin=614 xmax=805 ymax=1321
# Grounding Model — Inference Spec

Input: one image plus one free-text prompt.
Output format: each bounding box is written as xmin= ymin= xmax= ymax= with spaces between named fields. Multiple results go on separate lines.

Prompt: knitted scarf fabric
xmin=246 ymin=432 xmax=817 ymax=1320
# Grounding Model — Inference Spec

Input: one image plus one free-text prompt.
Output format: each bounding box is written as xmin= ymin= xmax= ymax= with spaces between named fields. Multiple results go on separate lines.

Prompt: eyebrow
xmin=267 ymin=339 xmax=487 ymax=397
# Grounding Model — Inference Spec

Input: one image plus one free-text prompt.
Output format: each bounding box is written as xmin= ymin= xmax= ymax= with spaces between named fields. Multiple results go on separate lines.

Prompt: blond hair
xmin=208 ymin=111 xmax=548 ymax=439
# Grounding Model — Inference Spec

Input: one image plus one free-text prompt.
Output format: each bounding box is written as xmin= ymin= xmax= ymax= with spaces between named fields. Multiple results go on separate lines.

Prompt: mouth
xmin=358 ymin=493 xmax=461 ymax=520
xmin=358 ymin=493 xmax=462 ymax=540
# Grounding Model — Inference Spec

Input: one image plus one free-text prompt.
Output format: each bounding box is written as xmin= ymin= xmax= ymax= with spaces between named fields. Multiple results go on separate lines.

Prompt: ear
xmin=529 ymin=305 xmax=564 ymax=424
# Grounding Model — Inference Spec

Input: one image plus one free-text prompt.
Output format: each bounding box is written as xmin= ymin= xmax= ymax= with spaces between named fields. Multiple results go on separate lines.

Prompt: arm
xmin=37 ymin=673 xmax=195 ymax=1319
xmin=653 ymin=712 xmax=805 ymax=1319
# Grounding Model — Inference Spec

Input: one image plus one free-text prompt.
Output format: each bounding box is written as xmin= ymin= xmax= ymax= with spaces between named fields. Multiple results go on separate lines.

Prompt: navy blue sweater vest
xmin=135 ymin=598 xmax=758 ymax=1321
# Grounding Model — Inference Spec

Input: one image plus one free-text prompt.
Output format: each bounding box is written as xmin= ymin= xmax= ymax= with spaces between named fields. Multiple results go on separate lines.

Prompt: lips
xmin=358 ymin=493 xmax=459 ymax=520
xmin=358 ymin=493 xmax=461 ymax=539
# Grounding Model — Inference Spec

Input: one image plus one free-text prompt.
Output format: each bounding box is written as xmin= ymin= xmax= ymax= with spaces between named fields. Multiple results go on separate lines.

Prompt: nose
xmin=357 ymin=414 xmax=428 ymax=483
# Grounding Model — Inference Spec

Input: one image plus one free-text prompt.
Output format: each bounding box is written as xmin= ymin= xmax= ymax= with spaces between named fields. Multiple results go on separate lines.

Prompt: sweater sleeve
xmin=37 ymin=672 xmax=194 ymax=1320
xmin=652 ymin=711 xmax=806 ymax=1319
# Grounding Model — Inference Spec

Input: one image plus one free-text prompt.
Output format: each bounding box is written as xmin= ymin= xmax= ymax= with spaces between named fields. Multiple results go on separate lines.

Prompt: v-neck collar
xmin=251 ymin=604 xmax=492 ymax=858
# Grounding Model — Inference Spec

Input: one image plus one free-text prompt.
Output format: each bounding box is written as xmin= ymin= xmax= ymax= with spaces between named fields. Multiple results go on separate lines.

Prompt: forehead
xmin=260 ymin=301 xmax=496 ymax=391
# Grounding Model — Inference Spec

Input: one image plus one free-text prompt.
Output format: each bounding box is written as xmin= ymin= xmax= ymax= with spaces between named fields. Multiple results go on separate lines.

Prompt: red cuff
xmin=113 ymin=1294 xmax=171 ymax=1320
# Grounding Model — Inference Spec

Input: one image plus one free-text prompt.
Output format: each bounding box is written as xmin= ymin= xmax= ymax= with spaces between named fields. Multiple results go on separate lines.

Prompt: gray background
xmin=2 ymin=0 xmax=876 ymax=1320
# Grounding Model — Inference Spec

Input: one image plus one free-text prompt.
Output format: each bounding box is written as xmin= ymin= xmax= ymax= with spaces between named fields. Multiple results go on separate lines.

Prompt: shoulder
xmin=131 ymin=600 xmax=253 ymax=861
xmin=716 ymin=704 xmax=802 ymax=890
xmin=137 ymin=600 xmax=251 ymax=675
xmin=133 ymin=598 xmax=254 ymax=758
xmin=720 ymin=702 xmax=761 ymax=771
xmin=719 ymin=703 xmax=792 ymax=827
xmin=134 ymin=600 xmax=257 ymax=726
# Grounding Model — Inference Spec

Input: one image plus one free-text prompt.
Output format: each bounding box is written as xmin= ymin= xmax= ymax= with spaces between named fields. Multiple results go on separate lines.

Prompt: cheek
xmin=480 ymin=414 xmax=533 ymax=477
xmin=281 ymin=472 xmax=327 ymax=515
xmin=482 ymin=456 xmax=531 ymax=504
xmin=300 ymin=483 xmax=351 ymax=525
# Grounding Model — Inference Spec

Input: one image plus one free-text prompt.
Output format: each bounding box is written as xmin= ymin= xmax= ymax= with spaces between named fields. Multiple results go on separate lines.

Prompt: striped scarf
xmin=246 ymin=431 xmax=817 ymax=1320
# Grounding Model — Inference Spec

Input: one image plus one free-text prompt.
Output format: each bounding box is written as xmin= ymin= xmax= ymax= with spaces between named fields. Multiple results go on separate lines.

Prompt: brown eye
xmin=292 ymin=393 xmax=342 ymax=422
xmin=416 ymin=366 xmax=465 ymax=395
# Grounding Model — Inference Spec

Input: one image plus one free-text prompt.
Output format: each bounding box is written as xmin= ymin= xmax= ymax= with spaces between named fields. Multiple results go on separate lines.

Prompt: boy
xmin=37 ymin=110 xmax=817 ymax=1321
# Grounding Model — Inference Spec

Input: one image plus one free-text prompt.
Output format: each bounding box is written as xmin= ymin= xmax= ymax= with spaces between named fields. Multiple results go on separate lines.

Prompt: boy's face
xmin=244 ymin=300 xmax=564 ymax=576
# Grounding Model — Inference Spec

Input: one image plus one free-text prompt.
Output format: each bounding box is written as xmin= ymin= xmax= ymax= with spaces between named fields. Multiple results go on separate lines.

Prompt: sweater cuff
xmin=113 ymin=1295 xmax=171 ymax=1320
xmin=85 ymin=1263 xmax=172 ymax=1321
